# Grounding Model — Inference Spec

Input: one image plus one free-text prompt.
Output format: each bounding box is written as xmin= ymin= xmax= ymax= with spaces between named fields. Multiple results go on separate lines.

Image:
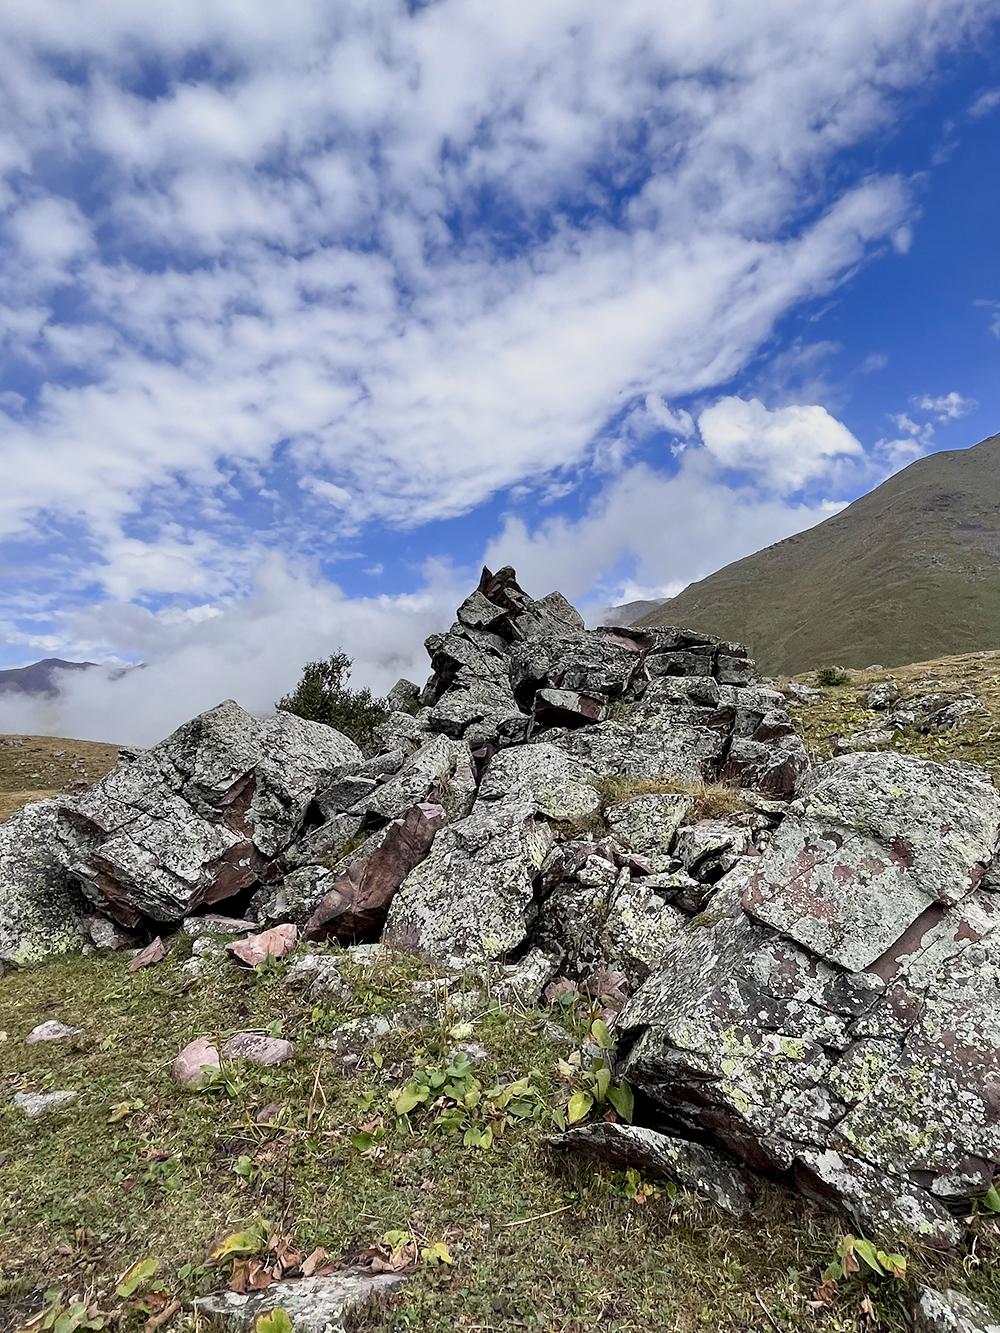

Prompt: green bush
xmin=276 ymin=651 xmax=389 ymax=750
xmin=815 ymin=665 xmax=850 ymax=687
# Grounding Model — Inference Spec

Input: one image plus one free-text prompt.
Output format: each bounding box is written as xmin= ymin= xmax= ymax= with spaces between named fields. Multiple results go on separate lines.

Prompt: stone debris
xmin=226 ymin=923 xmax=298 ymax=967
xmin=13 ymin=1090 xmax=78 ymax=1118
xmin=25 ymin=1020 xmax=83 ymax=1044
xmin=128 ymin=936 xmax=167 ymax=972
xmin=182 ymin=914 xmax=257 ymax=936
xmin=220 ymin=1032 xmax=296 ymax=1066
xmin=914 ymin=1287 xmax=1000 ymax=1333
xmin=552 ymin=1121 xmax=753 ymax=1218
xmin=195 ymin=1270 xmax=407 ymax=1333
xmin=172 ymin=1036 xmax=222 ymax=1086
xmin=867 ymin=681 xmax=901 ymax=710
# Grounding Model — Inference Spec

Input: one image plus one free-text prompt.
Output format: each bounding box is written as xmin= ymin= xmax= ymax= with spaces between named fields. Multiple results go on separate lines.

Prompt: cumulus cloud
xmin=697 ymin=397 xmax=863 ymax=491
xmin=912 ymin=391 xmax=979 ymax=419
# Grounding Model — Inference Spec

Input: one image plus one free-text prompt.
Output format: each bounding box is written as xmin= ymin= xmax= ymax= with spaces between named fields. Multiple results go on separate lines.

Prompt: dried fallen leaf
xmin=300 ymin=1247 xmax=327 ymax=1277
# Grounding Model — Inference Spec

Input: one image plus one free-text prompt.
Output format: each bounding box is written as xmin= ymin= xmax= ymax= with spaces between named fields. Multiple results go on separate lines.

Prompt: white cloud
xmin=0 ymin=0 xmax=989 ymax=555
xmin=969 ymin=87 xmax=1000 ymax=117
xmin=913 ymin=391 xmax=978 ymax=419
xmin=0 ymin=555 xmax=465 ymax=745
xmin=697 ymin=397 xmax=863 ymax=491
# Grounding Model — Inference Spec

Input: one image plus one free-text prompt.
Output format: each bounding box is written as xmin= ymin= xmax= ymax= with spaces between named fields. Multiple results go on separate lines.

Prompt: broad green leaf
xmin=852 ymin=1239 xmax=885 ymax=1276
xmin=591 ymin=1019 xmax=614 ymax=1050
xmin=420 ymin=1241 xmax=454 ymax=1266
xmin=878 ymin=1251 xmax=907 ymax=1281
xmin=393 ymin=1082 xmax=429 ymax=1116
xmin=606 ymin=1082 xmax=634 ymax=1122
xmin=594 ymin=1066 xmax=611 ymax=1102
xmin=551 ymin=1106 xmax=566 ymax=1131
xmin=567 ymin=1090 xmax=593 ymax=1124
xmin=115 ymin=1258 xmax=159 ymax=1298
xmin=210 ymin=1222 xmax=269 ymax=1261
xmin=351 ymin=1131 xmax=375 ymax=1152
xmin=255 ymin=1311 xmax=293 ymax=1333
xmin=982 ymin=1185 xmax=1000 ymax=1213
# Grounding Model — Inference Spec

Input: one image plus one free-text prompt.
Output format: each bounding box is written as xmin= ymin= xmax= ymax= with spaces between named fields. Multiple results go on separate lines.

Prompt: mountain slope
xmin=0 ymin=658 xmax=95 ymax=697
xmin=638 ymin=431 xmax=1000 ymax=675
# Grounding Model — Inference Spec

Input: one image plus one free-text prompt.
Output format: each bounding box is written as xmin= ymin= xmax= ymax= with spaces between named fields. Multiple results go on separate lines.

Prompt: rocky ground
xmin=3 ymin=569 xmax=1000 ymax=1333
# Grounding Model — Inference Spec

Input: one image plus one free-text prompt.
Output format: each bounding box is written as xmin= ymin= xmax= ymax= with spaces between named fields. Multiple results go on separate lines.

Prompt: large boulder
xmin=0 ymin=801 xmax=91 ymax=966
xmin=617 ymin=753 xmax=1000 ymax=1247
xmin=384 ymin=795 xmax=554 ymax=963
xmin=56 ymin=702 xmax=362 ymax=927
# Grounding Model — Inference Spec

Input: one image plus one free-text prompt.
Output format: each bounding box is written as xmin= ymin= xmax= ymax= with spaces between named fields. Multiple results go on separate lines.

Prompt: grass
xmin=0 ymin=735 xmax=118 ymax=821
xmin=780 ymin=647 xmax=1000 ymax=789
xmin=592 ymin=775 xmax=751 ymax=822
xmin=4 ymin=942 xmax=1000 ymax=1333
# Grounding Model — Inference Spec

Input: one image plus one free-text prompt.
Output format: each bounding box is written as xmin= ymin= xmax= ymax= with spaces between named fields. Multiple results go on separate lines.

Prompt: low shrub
xmin=815 ymin=665 xmax=850 ymax=687
xmin=277 ymin=650 xmax=389 ymax=750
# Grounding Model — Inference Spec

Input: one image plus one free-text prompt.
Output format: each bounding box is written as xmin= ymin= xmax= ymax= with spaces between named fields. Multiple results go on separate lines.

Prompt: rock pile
xmin=4 ymin=565 xmax=1000 ymax=1250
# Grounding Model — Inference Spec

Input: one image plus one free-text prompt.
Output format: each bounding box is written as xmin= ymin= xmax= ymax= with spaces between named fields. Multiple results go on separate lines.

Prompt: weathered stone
xmin=26 ymin=1020 xmax=83 ymax=1044
xmin=532 ymin=688 xmax=608 ymax=729
xmin=304 ymin=803 xmax=445 ymax=942
xmin=220 ymin=1032 xmax=296 ymax=1066
xmin=80 ymin=915 xmax=138 ymax=950
xmin=673 ymin=820 xmax=751 ymax=883
xmin=384 ymin=796 xmax=553 ymax=964
xmin=349 ymin=734 xmax=475 ymax=824
xmin=721 ymin=735 xmax=810 ymax=798
xmin=226 ymin=923 xmax=299 ymax=966
xmin=646 ymin=648 xmax=715 ymax=678
xmin=835 ymin=728 xmax=899 ymax=752
xmin=552 ymin=1122 xmax=752 ymax=1217
xmin=181 ymin=913 xmax=256 ymax=937
xmin=479 ymin=744 xmax=600 ymax=821
xmin=195 ymin=1270 xmax=406 ymax=1333
xmin=129 ymin=936 xmax=167 ymax=971
xmin=867 ymin=681 xmax=901 ymax=710
xmin=716 ymin=653 xmax=756 ymax=687
xmin=386 ymin=678 xmax=421 ymax=711
xmin=172 ymin=1036 xmax=221 ymax=1086
xmin=605 ymin=793 xmax=693 ymax=870
xmin=13 ymin=1090 xmax=78 ymax=1118
xmin=0 ymin=799 xmax=91 ymax=967
xmin=914 ymin=1287 xmax=1000 ymax=1333
xmin=742 ymin=753 xmax=1000 ymax=970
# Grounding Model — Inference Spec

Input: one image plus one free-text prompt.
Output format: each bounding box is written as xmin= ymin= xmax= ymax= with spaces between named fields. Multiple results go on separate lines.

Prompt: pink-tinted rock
xmin=221 ymin=1032 xmax=296 ymax=1066
xmin=226 ymin=923 xmax=298 ymax=966
xmin=304 ymin=803 xmax=445 ymax=943
xmin=129 ymin=935 xmax=167 ymax=972
xmin=172 ymin=1035 xmax=221 ymax=1086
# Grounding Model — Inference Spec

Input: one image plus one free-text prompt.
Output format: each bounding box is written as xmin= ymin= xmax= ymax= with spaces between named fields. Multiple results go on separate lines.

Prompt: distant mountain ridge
xmin=637 ymin=431 xmax=1000 ymax=676
xmin=0 ymin=658 xmax=96 ymax=698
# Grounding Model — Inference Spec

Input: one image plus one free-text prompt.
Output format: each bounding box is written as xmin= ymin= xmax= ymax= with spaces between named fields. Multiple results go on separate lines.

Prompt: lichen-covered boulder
xmin=478 ymin=743 xmax=600 ymax=821
xmin=0 ymin=800 xmax=90 ymax=966
xmin=743 ymin=752 xmax=1000 ymax=970
xmin=384 ymin=796 xmax=553 ymax=963
xmin=618 ymin=753 xmax=1000 ymax=1247
xmin=914 ymin=1287 xmax=1000 ymax=1333
xmin=55 ymin=701 xmax=361 ymax=926
xmin=605 ymin=792 xmax=693 ymax=870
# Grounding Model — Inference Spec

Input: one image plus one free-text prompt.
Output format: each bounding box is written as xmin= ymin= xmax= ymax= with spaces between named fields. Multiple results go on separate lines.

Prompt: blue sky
xmin=0 ymin=0 xmax=997 ymax=743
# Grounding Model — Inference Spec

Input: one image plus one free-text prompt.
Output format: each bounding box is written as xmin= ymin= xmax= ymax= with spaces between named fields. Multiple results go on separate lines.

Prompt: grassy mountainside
xmin=0 ymin=734 xmax=119 ymax=821
xmin=637 ymin=431 xmax=1000 ymax=676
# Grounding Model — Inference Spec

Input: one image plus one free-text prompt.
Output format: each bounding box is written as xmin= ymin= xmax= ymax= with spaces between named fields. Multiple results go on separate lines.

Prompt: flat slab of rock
xmin=129 ymin=936 xmax=167 ymax=971
xmin=13 ymin=1090 xmax=78 ymax=1117
xmin=478 ymin=743 xmax=600 ymax=821
xmin=606 ymin=793 xmax=692 ymax=871
xmin=742 ymin=753 xmax=1000 ymax=970
xmin=221 ymin=1033 xmax=295 ymax=1066
xmin=552 ymin=1121 xmax=752 ymax=1218
xmin=914 ymin=1287 xmax=1000 ymax=1332
xmin=195 ymin=1270 xmax=406 ymax=1333
xmin=182 ymin=914 xmax=257 ymax=936
xmin=26 ymin=1020 xmax=83 ymax=1044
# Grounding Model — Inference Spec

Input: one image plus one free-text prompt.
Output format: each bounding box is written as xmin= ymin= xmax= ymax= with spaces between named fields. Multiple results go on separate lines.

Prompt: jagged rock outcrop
xmin=6 ymin=564 xmax=1000 ymax=1252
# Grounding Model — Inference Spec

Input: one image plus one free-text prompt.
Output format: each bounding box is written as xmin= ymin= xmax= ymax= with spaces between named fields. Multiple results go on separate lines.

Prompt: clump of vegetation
xmin=276 ymin=651 xmax=389 ymax=750
xmin=815 ymin=666 xmax=850 ymax=687
xmin=591 ymin=774 xmax=750 ymax=821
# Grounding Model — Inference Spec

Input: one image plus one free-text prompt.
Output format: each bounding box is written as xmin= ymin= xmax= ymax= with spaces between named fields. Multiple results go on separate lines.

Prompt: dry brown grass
xmin=0 ymin=733 xmax=119 ymax=821
xmin=591 ymin=774 xmax=751 ymax=821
